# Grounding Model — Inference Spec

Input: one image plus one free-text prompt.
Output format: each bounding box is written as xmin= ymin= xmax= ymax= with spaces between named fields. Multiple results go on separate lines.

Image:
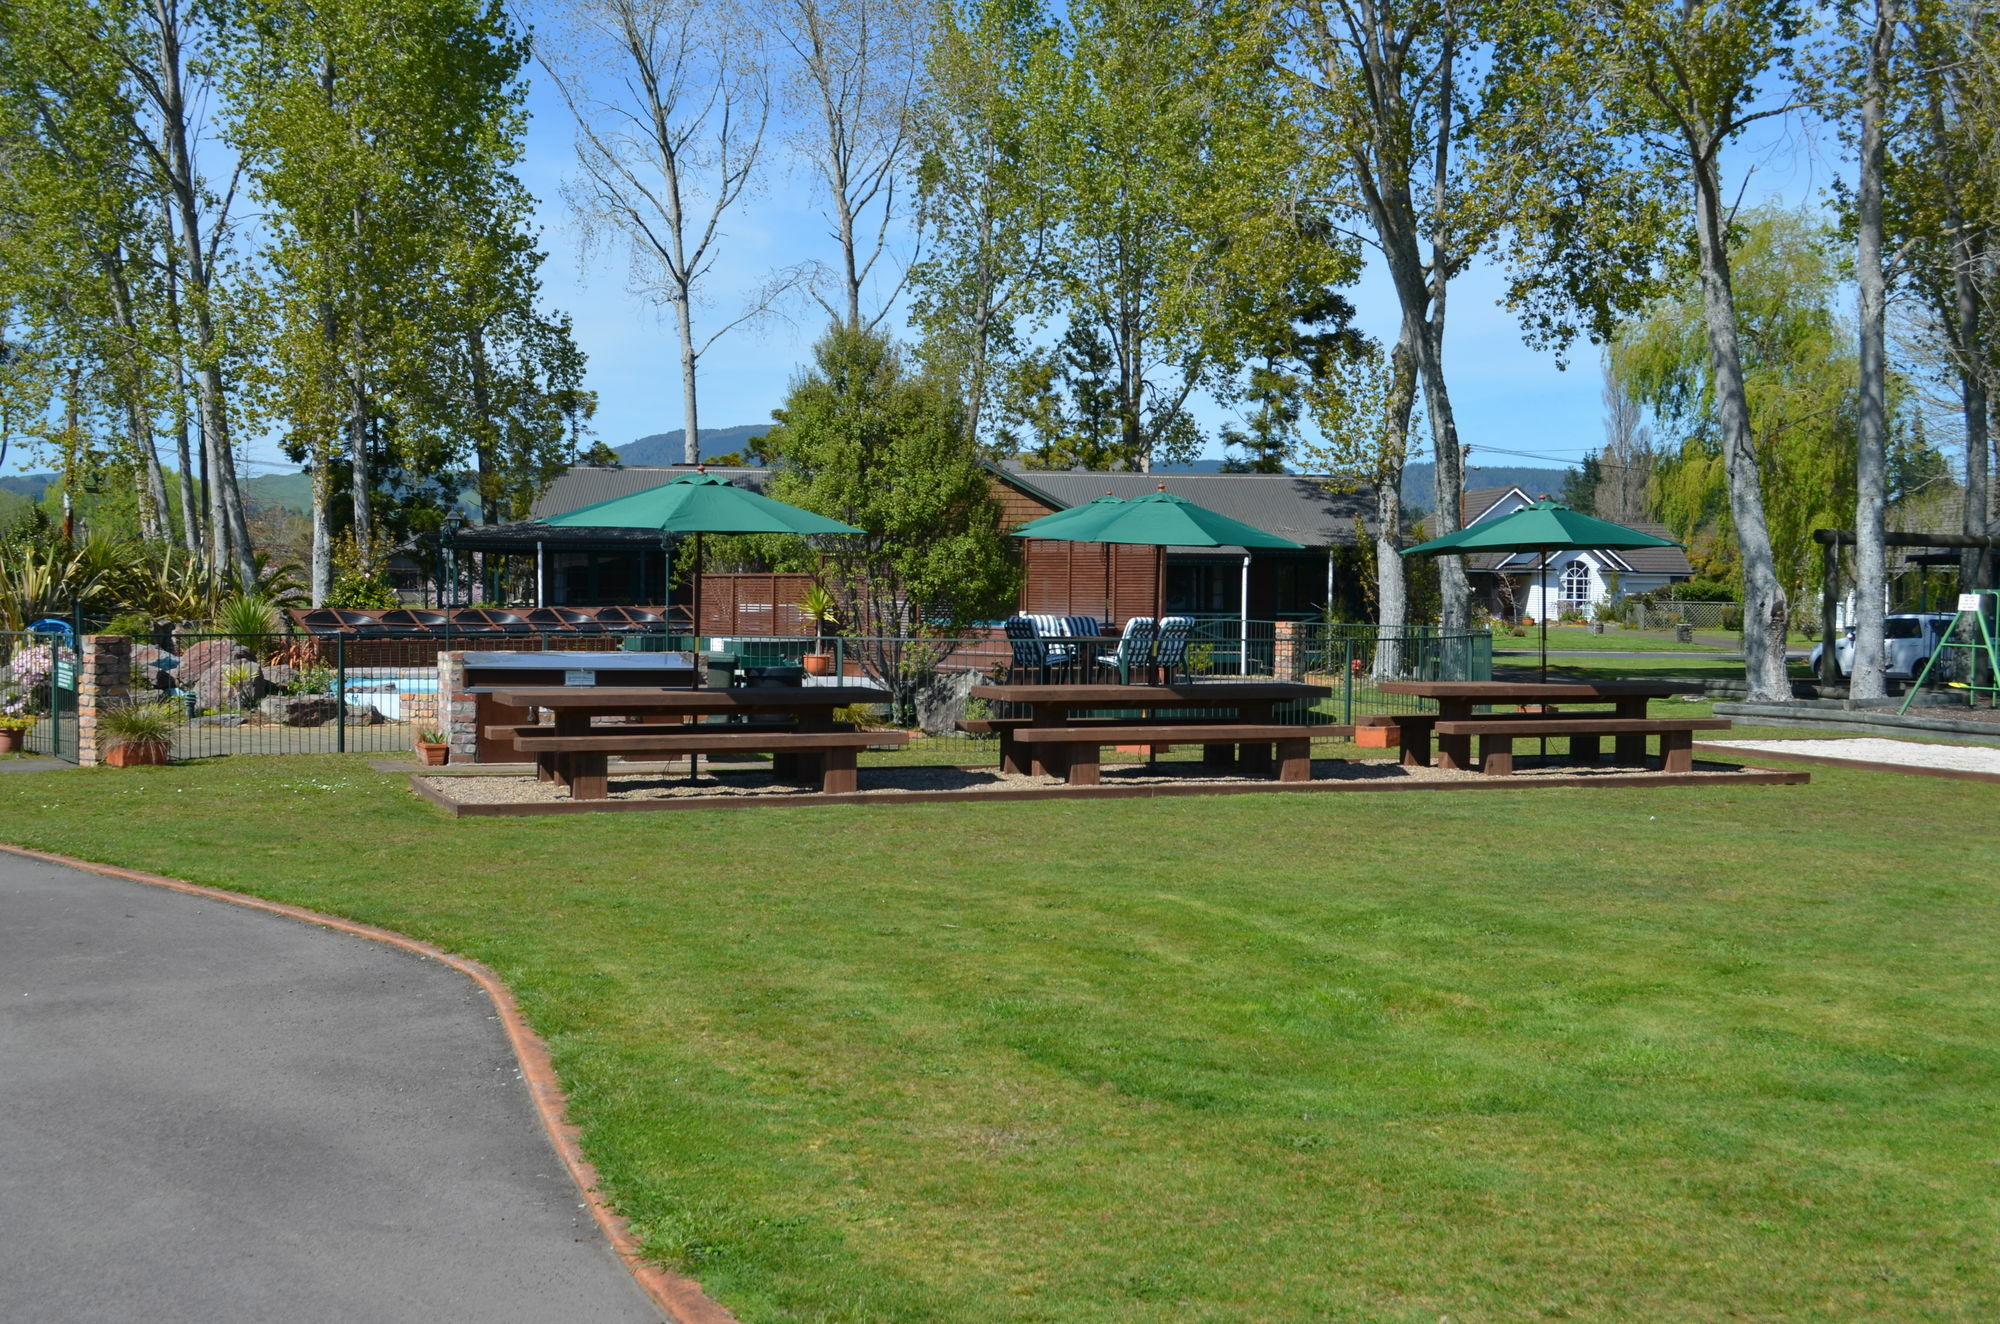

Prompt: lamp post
xmin=441 ymin=511 xmax=466 ymax=608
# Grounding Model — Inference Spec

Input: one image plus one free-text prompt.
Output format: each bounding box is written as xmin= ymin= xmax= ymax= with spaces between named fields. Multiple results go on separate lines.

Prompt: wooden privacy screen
xmin=699 ymin=572 xmax=816 ymax=635
xmin=1018 ymin=540 xmax=1159 ymax=620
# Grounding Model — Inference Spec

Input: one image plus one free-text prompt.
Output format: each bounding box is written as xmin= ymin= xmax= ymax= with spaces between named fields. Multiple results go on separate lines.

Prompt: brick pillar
xmin=1273 ymin=620 xmax=1304 ymax=682
xmin=77 ymin=634 xmax=133 ymax=767
xmin=438 ymin=650 xmax=477 ymax=759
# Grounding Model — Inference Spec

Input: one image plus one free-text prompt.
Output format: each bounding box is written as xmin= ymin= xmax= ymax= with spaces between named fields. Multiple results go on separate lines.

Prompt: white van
xmin=1809 ymin=613 xmax=1956 ymax=679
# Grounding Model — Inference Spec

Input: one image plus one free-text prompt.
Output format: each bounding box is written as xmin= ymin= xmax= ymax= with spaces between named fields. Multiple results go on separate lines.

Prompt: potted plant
xmin=0 ymin=714 xmax=30 ymax=753
xmin=414 ymin=728 xmax=450 ymax=766
xmin=99 ymin=699 xmax=178 ymax=767
xmin=798 ymin=582 xmax=840 ymax=676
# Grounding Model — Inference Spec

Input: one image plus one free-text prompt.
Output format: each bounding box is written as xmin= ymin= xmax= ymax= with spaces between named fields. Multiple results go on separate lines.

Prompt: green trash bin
xmin=703 ymin=652 xmax=740 ymax=690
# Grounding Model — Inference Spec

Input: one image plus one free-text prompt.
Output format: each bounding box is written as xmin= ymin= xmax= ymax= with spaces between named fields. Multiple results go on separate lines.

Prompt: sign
xmin=562 ymin=669 xmax=597 ymax=687
xmin=54 ymin=661 xmax=76 ymax=690
xmin=1958 ymin=593 xmax=1985 ymax=613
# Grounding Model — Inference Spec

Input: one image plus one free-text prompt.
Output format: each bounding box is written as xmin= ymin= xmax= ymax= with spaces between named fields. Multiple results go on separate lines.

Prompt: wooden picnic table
xmin=967 ymin=681 xmax=1333 ymax=780
xmin=1375 ymin=679 xmax=1707 ymax=770
xmin=485 ymin=685 xmax=896 ymax=797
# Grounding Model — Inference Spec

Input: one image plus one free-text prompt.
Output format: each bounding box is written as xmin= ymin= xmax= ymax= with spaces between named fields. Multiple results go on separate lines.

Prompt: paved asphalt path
xmin=0 ymin=851 xmax=662 ymax=1323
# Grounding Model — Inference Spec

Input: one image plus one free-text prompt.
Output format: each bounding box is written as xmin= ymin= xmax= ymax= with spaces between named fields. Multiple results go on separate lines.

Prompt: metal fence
xmin=0 ymin=630 xmax=78 ymax=762
xmin=1620 ymin=599 xmax=1744 ymax=631
xmin=115 ymin=620 xmax=1492 ymax=765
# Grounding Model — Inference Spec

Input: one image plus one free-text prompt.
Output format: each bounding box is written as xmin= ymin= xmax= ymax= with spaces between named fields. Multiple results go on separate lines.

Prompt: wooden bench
xmin=1430 ymin=717 xmax=1731 ymax=775
xmin=958 ymin=715 xmax=1259 ymax=775
xmin=495 ymin=726 xmax=905 ymax=798
xmin=1380 ymin=709 xmax=1648 ymax=766
xmin=1011 ymin=724 xmax=1350 ymax=786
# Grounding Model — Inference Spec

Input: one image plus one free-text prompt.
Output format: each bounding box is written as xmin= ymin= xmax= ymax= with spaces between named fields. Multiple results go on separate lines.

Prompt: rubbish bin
xmin=704 ymin=652 xmax=740 ymax=689
xmin=737 ymin=664 xmax=805 ymax=689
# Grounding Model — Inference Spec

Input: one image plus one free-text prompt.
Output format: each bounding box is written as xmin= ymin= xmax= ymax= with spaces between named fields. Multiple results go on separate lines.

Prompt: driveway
xmin=0 ymin=850 xmax=662 ymax=1323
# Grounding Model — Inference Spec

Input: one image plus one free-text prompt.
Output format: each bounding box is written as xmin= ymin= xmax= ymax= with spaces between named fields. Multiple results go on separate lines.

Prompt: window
xmin=1560 ymin=560 xmax=1592 ymax=606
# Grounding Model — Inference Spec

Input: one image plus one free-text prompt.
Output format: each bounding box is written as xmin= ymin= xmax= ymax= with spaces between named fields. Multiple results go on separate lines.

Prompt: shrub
xmin=215 ymin=594 xmax=278 ymax=650
xmin=326 ymin=572 xmax=398 ymax=610
xmin=5 ymin=643 xmax=73 ymax=715
xmin=287 ymin=662 xmax=335 ymax=695
xmin=98 ymin=699 xmax=179 ymax=747
xmin=105 ymin=612 xmax=156 ymax=638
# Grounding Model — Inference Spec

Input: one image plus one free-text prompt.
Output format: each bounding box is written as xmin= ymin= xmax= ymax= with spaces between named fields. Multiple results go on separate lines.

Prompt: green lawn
xmin=2 ymin=754 xmax=1993 ymax=1321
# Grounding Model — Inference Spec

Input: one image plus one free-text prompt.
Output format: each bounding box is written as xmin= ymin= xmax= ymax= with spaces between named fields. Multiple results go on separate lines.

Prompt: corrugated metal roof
xmin=530 ymin=465 xmax=771 ymax=519
xmin=531 ymin=463 xmax=1375 ymax=549
xmin=1001 ymin=469 xmax=1373 ymax=548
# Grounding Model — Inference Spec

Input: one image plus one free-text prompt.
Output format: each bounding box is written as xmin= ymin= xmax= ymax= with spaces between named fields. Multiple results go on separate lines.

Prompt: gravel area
xmin=1706 ymin=736 xmax=2000 ymax=775
xmin=418 ymin=756 xmax=1757 ymax=806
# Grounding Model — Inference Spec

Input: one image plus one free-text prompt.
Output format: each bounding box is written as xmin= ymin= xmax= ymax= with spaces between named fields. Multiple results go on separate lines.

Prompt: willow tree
xmin=1616 ymin=209 xmax=1861 ymax=614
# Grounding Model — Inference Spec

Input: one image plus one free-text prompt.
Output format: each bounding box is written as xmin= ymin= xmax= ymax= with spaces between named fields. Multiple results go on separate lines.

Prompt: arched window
xmin=1560 ymin=560 xmax=1592 ymax=606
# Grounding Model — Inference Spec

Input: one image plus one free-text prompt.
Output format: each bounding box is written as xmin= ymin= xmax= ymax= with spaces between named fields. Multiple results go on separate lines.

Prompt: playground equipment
xmin=1899 ymin=591 xmax=2000 ymax=714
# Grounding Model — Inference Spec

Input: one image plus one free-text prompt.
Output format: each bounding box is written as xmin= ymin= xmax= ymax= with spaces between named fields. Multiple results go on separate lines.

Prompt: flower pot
xmin=106 ymin=740 xmax=169 ymax=767
xmin=0 ymin=728 xmax=25 ymax=753
xmin=415 ymin=741 xmax=450 ymax=767
xmin=801 ymin=652 xmax=835 ymax=677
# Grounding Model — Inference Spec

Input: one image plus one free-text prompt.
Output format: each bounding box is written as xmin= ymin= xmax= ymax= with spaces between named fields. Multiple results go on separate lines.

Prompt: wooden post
xmin=1819 ymin=537 xmax=1840 ymax=686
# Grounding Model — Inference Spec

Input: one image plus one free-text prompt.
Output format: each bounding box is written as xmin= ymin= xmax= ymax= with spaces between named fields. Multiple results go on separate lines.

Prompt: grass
xmin=2 ymin=754 xmax=1994 ymax=1320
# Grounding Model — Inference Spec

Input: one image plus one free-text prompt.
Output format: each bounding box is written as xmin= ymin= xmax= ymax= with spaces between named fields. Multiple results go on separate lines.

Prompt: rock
xmin=196 ymin=666 xmax=270 ymax=713
xmin=189 ymin=713 xmax=247 ymax=727
xmin=132 ymin=644 xmax=177 ymax=673
xmin=259 ymin=664 xmax=297 ymax=690
xmin=342 ymin=703 xmax=383 ymax=726
xmin=259 ymin=693 xmax=340 ymax=726
xmin=179 ymin=638 xmax=250 ymax=684
xmin=915 ymin=669 xmax=982 ymax=737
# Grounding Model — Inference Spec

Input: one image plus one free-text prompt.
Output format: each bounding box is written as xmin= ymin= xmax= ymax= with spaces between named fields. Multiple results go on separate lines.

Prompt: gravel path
xmin=1706 ymin=736 xmax=2000 ymax=775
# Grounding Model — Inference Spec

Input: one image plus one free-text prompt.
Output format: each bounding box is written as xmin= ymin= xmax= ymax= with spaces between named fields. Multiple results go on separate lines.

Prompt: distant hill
xmin=0 ymin=473 xmax=54 ymax=502
xmin=1400 ymin=463 xmax=1572 ymax=513
xmin=616 ymin=425 xmax=774 ymax=466
xmin=244 ymin=471 xmax=312 ymax=514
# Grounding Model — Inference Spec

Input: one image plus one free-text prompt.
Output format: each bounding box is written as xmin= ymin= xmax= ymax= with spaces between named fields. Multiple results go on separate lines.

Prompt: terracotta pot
xmin=801 ymin=652 xmax=835 ymax=676
xmin=0 ymin=728 xmax=25 ymax=753
xmin=106 ymin=740 xmax=170 ymax=767
xmin=415 ymin=741 xmax=450 ymax=766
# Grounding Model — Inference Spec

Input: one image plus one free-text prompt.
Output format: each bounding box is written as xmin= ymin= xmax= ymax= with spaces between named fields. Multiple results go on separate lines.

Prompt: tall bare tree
xmin=768 ymin=0 xmax=926 ymax=330
xmin=543 ymin=0 xmax=773 ymax=464
xmin=1850 ymin=0 xmax=1901 ymax=701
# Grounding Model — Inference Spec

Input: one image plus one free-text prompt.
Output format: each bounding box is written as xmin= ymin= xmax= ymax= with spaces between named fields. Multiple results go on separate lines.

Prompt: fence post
xmin=75 ymin=634 xmax=131 ymax=767
xmin=335 ymin=632 xmax=347 ymax=754
xmin=1273 ymin=620 xmax=1302 ymax=681
xmin=1341 ymin=637 xmax=1354 ymax=725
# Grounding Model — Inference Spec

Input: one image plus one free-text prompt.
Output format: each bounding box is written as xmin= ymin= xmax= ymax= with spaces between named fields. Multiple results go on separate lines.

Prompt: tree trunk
xmin=153 ymin=0 xmax=255 ymax=589
xmin=1690 ymin=143 xmax=1791 ymax=702
xmin=674 ymin=291 xmax=700 ymax=465
xmin=469 ymin=329 xmax=499 ymax=525
xmin=311 ymin=461 xmax=333 ymax=605
xmin=1372 ymin=325 xmax=1418 ymax=678
xmin=163 ymin=198 xmax=200 ymax=555
xmin=1850 ymin=0 xmax=1894 ymax=703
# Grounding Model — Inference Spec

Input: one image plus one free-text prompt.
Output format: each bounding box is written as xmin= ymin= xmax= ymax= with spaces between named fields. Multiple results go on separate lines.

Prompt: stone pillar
xmin=437 ymin=650 xmax=477 ymax=760
xmin=1273 ymin=620 xmax=1305 ymax=682
xmin=77 ymin=634 xmax=133 ymax=767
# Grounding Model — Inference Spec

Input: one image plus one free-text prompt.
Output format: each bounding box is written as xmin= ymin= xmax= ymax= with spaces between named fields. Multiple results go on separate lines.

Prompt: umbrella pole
xmin=1540 ymin=549 xmax=1550 ymax=684
xmin=691 ymin=531 xmax=703 ymax=782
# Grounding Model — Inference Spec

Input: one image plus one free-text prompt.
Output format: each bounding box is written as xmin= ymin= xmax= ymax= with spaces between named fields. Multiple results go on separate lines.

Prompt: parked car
xmin=1809 ymin=612 xmax=1955 ymax=679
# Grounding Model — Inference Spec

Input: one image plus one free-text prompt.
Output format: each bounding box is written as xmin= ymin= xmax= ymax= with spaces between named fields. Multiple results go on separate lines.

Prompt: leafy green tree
xmin=1485 ymin=0 xmax=1813 ymax=701
xmin=759 ymin=325 xmax=1019 ymax=720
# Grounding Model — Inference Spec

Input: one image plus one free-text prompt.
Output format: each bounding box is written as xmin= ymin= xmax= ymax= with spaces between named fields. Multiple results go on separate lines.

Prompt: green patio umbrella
xmin=1012 ymin=485 xmax=1304 ymax=622
xmin=540 ymin=467 xmax=861 ymax=684
xmin=1402 ymin=499 xmax=1680 ymax=681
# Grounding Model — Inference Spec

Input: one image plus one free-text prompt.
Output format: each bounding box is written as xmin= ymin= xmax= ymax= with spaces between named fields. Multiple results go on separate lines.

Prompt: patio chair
xmin=1155 ymin=616 xmax=1195 ymax=684
xmin=1004 ymin=616 xmax=1052 ymax=683
xmin=1097 ymin=617 xmax=1157 ymax=684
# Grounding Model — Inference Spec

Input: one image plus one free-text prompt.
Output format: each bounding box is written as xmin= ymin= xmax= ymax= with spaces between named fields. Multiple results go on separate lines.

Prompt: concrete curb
xmin=0 ymin=840 xmax=739 ymax=1324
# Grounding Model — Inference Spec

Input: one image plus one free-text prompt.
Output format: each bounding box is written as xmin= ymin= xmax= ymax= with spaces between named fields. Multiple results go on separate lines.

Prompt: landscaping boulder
xmin=196 ymin=664 xmax=269 ymax=713
xmin=189 ymin=713 xmax=247 ymax=727
xmin=342 ymin=702 xmax=384 ymax=726
xmin=179 ymin=638 xmax=249 ymax=684
xmin=915 ymin=669 xmax=982 ymax=737
xmin=259 ymin=664 xmax=297 ymax=691
xmin=258 ymin=693 xmax=340 ymax=726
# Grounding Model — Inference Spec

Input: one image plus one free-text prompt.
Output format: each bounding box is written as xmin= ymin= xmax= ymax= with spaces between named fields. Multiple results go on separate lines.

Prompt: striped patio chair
xmin=1025 ymin=613 xmax=1075 ymax=664
xmin=1004 ymin=617 xmax=1051 ymax=683
xmin=1097 ymin=617 xmax=1157 ymax=684
xmin=1154 ymin=616 xmax=1196 ymax=684
xmin=1060 ymin=615 xmax=1101 ymax=642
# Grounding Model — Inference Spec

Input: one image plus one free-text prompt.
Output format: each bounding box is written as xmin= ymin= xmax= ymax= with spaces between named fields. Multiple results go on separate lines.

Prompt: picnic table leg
xmin=1478 ymin=734 xmax=1515 ymax=776
xmin=568 ymin=753 xmax=609 ymax=800
xmin=998 ymin=728 xmax=1030 ymax=776
xmin=1239 ymin=742 xmax=1274 ymax=776
xmin=1435 ymin=732 xmax=1471 ymax=771
xmin=536 ymin=753 xmax=555 ymax=782
xmin=820 ymin=747 xmax=858 ymax=793
xmin=1569 ymin=734 xmax=1602 ymax=763
xmin=1398 ymin=717 xmax=1433 ymax=767
xmin=1660 ymin=729 xmax=1694 ymax=773
xmin=1274 ymin=737 xmax=1310 ymax=782
xmin=1614 ymin=698 xmax=1649 ymax=764
xmin=1201 ymin=742 xmax=1237 ymax=768
xmin=1065 ymin=743 xmax=1101 ymax=786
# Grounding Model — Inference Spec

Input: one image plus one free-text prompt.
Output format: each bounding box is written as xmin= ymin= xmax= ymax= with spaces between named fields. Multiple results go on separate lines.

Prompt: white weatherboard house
xmin=1459 ymin=487 xmax=1693 ymax=621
